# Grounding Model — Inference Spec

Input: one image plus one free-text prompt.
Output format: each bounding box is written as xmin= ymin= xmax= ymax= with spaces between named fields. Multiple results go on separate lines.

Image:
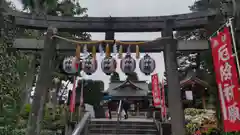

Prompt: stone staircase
xmin=110 ymin=111 xmax=147 ymax=119
xmin=88 ymin=118 xmax=158 ymax=135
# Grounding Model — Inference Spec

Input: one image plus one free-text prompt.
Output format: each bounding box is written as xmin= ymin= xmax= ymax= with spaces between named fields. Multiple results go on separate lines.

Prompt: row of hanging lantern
xmin=62 ymin=43 xmax=156 ymax=76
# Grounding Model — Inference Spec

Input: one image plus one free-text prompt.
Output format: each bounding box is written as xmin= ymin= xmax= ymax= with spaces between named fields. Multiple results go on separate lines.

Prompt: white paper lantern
xmin=120 ymin=54 xmax=136 ymax=74
xmin=62 ymin=56 xmax=77 ymax=74
xmin=139 ymin=54 xmax=156 ymax=75
xmin=101 ymin=56 xmax=117 ymax=75
xmin=82 ymin=55 xmax=98 ymax=75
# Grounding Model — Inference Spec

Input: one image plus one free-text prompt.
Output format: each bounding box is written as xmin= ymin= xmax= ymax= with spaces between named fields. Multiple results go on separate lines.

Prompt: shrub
xmin=0 ymin=127 xmax=57 ymax=135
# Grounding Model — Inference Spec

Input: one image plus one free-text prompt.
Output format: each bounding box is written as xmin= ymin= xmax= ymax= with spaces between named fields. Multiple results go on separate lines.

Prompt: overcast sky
xmin=11 ymin=0 xmax=195 ymax=89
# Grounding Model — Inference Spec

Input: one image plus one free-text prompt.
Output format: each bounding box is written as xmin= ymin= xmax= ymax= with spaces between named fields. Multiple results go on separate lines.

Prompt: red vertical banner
xmin=151 ymin=74 xmax=161 ymax=107
xmin=210 ymin=27 xmax=240 ymax=132
xmin=70 ymin=76 xmax=77 ymax=113
xmin=161 ymin=79 xmax=167 ymax=117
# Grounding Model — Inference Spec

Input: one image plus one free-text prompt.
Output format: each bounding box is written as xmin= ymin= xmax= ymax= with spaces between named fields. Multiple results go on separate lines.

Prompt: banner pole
xmin=79 ymin=78 xmax=84 ymax=121
xmin=70 ymin=112 xmax=73 ymax=121
xmin=69 ymin=76 xmax=77 ymax=121
xmin=229 ymin=18 xmax=240 ymax=78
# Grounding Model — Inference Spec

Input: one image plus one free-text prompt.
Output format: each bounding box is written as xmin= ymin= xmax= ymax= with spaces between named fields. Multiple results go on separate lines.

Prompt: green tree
xmin=76 ymin=80 xmax=104 ymax=107
xmin=19 ymin=0 xmax=91 ymax=40
xmin=110 ymin=71 xmax=120 ymax=82
xmin=184 ymin=0 xmax=228 ymax=128
xmin=0 ymin=0 xmax=37 ymax=129
xmin=17 ymin=0 xmax=91 ymax=135
xmin=126 ymin=72 xmax=139 ymax=81
xmin=188 ymin=0 xmax=221 ymax=12
xmin=175 ymin=0 xmax=228 ymax=40
xmin=0 ymin=34 xmax=36 ymax=129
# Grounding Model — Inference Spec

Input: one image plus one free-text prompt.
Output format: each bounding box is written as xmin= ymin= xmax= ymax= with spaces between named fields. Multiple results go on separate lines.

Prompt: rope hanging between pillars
xmin=75 ymin=45 xmax=80 ymax=59
xmin=52 ymin=35 xmax=145 ymax=45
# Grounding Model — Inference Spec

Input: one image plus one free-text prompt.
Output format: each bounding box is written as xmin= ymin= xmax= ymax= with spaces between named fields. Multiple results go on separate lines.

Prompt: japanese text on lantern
xmin=211 ymin=27 xmax=240 ymax=132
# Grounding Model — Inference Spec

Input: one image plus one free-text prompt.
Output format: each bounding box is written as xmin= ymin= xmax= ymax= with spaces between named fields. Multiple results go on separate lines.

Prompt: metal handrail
xmin=116 ymin=100 xmax=123 ymax=135
xmin=153 ymin=109 xmax=162 ymax=135
xmin=117 ymin=100 xmax=122 ymax=120
xmin=72 ymin=112 xmax=90 ymax=135
xmin=153 ymin=117 xmax=161 ymax=133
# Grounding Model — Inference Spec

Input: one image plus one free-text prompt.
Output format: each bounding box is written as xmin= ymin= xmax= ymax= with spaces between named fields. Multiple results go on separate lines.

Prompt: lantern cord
xmin=105 ymin=44 xmax=110 ymax=57
xmin=118 ymin=45 xmax=123 ymax=59
xmin=136 ymin=45 xmax=140 ymax=59
xmin=52 ymin=35 xmax=145 ymax=45
xmin=92 ymin=46 xmax=96 ymax=59
xmin=75 ymin=45 xmax=81 ymax=59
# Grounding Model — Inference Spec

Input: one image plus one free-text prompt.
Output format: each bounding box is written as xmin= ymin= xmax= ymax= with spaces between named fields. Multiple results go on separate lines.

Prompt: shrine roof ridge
xmin=110 ymin=80 xmax=147 ymax=83
xmin=109 ymin=79 xmax=148 ymax=91
xmin=180 ymin=76 xmax=210 ymax=88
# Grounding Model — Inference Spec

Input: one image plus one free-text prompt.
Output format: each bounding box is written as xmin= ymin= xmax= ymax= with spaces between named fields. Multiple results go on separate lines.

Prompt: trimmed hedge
xmin=0 ymin=127 xmax=57 ymax=135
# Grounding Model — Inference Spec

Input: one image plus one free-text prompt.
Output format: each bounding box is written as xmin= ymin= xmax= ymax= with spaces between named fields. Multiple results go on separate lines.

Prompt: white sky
xmin=11 ymin=0 xmax=195 ymax=90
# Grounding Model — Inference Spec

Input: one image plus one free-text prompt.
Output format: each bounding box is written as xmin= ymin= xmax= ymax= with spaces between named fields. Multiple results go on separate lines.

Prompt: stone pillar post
xmin=26 ymin=27 xmax=58 ymax=135
xmin=105 ymin=31 xmax=115 ymax=40
xmin=162 ymin=19 xmax=185 ymax=135
xmin=105 ymin=16 xmax=115 ymax=41
xmin=105 ymin=30 xmax=114 ymax=54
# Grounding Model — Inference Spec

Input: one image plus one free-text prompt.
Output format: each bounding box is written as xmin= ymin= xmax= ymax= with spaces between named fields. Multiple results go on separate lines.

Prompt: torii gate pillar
xmin=105 ymin=17 xmax=115 ymax=41
xmin=162 ymin=19 xmax=185 ymax=135
xmin=105 ymin=31 xmax=115 ymax=40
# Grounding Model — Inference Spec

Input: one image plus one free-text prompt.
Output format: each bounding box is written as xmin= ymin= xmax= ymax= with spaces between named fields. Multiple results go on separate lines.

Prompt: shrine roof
xmin=180 ymin=76 xmax=210 ymax=88
xmin=107 ymin=80 xmax=149 ymax=92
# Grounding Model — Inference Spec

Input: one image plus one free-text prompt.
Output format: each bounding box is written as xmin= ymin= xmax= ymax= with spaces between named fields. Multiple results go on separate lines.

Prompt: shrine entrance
xmin=1 ymin=8 xmax=220 ymax=135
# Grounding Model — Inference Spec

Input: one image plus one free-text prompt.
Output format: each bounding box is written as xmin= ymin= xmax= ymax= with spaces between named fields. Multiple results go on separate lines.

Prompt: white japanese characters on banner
xmin=210 ymin=27 xmax=240 ymax=132
xmin=151 ymin=74 xmax=161 ymax=107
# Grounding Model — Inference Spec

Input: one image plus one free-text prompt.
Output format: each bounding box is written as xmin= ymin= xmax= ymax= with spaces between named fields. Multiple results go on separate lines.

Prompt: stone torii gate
xmin=1 ymin=9 xmax=219 ymax=135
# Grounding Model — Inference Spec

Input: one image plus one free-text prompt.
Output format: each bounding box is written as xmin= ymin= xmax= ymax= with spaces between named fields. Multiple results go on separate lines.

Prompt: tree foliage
xmin=110 ymin=71 xmax=120 ymax=82
xmin=0 ymin=103 xmax=67 ymax=135
xmin=1 ymin=0 xmax=91 ymax=134
xmin=75 ymin=79 xmax=104 ymax=107
xmin=19 ymin=0 xmax=91 ymax=40
xmin=188 ymin=0 xmax=221 ymax=12
xmin=126 ymin=72 xmax=139 ymax=81
xmin=187 ymin=0 xmax=224 ymax=127
xmin=0 ymin=41 xmax=35 ymax=128
xmin=21 ymin=0 xmax=87 ymax=16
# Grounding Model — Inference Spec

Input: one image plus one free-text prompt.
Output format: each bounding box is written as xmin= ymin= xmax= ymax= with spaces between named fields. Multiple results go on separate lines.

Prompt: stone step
xmin=89 ymin=123 xmax=156 ymax=129
xmin=88 ymin=118 xmax=158 ymax=134
xmin=90 ymin=121 xmax=154 ymax=126
xmin=109 ymin=112 xmax=147 ymax=117
xmin=89 ymin=128 xmax=157 ymax=134
xmin=88 ymin=133 xmax=157 ymax=135
xmin=90 ymin=120 xmax=154 ymax=125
